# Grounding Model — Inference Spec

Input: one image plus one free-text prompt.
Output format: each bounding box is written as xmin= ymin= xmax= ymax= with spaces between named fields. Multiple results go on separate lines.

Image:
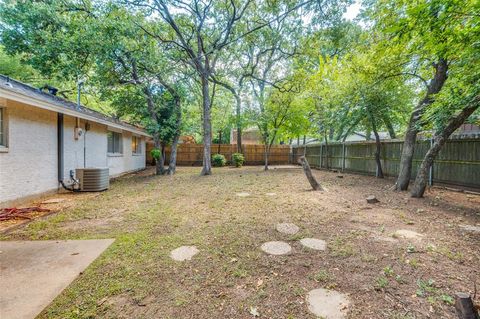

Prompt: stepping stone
xmin=366 ymin=195 xmax=379 ymax=204
xmin=459 ymin=224 xmax=480 ymax=233
xmin=260 ymin=241 xmax=292 ymax=255
xmin=307 ymin=288 xmax=350 ymax=319
xmin=374 ymin=236 xmax=398 ymax=243
xmin=236 ymin=192 xmax=250 ymax=197
xmin=265 ymin=192 xmax=277 ymax=196
xmin=276 ymin=223 xmax=300 ymax=235
xmin=393 ymin=229 xmax=424 ymax=240
xmin=170 ymin=246 xmax=199 ymax=261
xmin=300 ymin=238 xmax=327 ymax=251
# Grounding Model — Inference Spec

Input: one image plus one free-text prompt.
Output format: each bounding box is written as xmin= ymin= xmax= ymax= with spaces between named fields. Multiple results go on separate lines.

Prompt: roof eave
xmin=0 ymin=86 xmax=151 ymax=137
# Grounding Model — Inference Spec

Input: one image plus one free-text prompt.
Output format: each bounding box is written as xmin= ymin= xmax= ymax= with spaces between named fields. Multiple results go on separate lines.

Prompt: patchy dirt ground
xmin=1 ymin=166 xmax=479 ymax=319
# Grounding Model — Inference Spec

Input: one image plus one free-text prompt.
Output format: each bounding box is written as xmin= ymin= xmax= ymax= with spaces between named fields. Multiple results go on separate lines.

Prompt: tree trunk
xmin=218 ymin=130 xmax=222 ymax=153
xmin=329 ymin=128 xmax=334 ymax=140
xmin=200 ymin=75 xmax=212 ymax=176
xmin=454 ymin=292 xmax=479 ymax=319
xmin=365 ymin=127 xmax=372 ymax=140
xmin=168 ymin=134 xmax=179 ymax=175
xmin=264 ymin=141 xmax=269 ymax=171
xmin=154 ymin=135 xmax=166 ymax=175
xmin=299 ymin=156 xmax=323 ymax=191
xmin=367 ymin=108 xmax=384 ymax=178
xmin=373 ymin=130 xmax=384 ymax=178
xmin=395 ymin=58 xmax=448 ymax=191
xmin=167 ymin=97 xmax=182 ymax=175
xmin=235 ymin=93 xmax=242 ymax=153
xmin=411 ymin=97 xmax=479 ymax=197
xmin=383 ymin=115 xmax=396 ymax=139
xmin=324 ymin=133 xmax=330 ymax=169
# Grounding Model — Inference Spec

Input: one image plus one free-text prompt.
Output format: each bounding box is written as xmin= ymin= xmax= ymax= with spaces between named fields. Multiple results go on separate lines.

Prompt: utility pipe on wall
xmin=57 ymin=113 xmax=76 ymax=191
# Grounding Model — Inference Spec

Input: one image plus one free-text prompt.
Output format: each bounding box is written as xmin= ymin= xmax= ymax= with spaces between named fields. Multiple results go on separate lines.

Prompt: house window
xmin=0 ymin=107 xmax=6 ymax=148
xmin=132 ymin=136 xmax=141 ymax=154
xmin=107 ymin=131 xmax=123 ymax=154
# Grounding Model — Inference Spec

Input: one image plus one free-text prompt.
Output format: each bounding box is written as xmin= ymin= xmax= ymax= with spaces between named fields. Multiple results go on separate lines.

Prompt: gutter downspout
xmin=58 ymin=113 xmax=75 ymax=191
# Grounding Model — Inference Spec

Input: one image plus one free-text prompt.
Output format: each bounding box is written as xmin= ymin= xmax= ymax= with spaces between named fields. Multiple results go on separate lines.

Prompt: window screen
xmin=107 ymin=131 xmax=122 ymax=153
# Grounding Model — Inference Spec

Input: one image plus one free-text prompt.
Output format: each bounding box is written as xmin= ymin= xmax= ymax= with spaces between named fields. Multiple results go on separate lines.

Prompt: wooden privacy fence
xmin=146 ymin=143 xmax=291 ymax=166
xmin=291 ymin=139 xmax=480 ymax=189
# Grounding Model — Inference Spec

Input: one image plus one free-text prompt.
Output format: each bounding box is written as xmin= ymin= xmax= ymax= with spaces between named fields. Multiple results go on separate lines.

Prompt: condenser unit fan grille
xmin=76 ymin=168 xmax=109 ymax=192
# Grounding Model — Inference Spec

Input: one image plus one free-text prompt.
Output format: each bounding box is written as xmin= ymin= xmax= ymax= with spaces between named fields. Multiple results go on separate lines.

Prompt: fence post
xmin=320 ymin=144 xmax=323 ymax=168
xmin=429 ymin=138 xmax=434 ymax=186
xmin=342 ymin=143 xmax=346 ymax=172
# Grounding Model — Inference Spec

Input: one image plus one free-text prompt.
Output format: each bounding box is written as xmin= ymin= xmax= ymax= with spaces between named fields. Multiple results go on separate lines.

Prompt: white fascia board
xmin=0 ymin=87 xmax=151 ymax=137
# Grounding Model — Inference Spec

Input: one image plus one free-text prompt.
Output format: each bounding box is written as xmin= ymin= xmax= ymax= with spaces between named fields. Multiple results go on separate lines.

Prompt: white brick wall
xmin=0 ymin=100 xmax=58 ymax=202
xmin=0 ymin=100 xmax=146 ymax=204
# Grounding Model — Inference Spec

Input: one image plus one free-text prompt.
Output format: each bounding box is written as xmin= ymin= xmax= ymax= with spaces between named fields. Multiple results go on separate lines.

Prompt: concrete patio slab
xmin=0 ymin=239 xmax=115 ymax=319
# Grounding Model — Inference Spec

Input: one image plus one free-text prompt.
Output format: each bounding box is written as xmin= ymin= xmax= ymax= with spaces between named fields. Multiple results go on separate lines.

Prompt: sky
xmin=343 ymin=0 xmax=362 ymax=21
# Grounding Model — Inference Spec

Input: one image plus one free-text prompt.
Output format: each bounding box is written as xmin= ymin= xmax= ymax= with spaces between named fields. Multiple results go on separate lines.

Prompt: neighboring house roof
xmin=0 ymin=75 xmax=149 ymax=136
xmin=230 ymin=127 xmax=263 ymax=144
xmin=343 ymin=131 xmax=390 ymax=142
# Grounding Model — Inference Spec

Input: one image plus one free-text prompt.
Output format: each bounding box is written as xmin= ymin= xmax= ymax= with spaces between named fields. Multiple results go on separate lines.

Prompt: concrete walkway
xmin=0 ymin=239 xmax=114 ymax=319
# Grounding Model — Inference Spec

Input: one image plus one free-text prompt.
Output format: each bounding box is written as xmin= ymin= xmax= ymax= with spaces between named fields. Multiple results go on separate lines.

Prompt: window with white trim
xmin=0 ymin=107 xmax=6 ymax=147
xmin=107 ymin=131 xmax=123 ymax=154
xmin=132 ymin=136 xmax=141 ymax=154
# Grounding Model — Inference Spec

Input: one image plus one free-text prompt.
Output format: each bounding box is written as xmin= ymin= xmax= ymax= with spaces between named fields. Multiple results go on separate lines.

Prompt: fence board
xmin=146 ymin=143 xmax=291 ymax=166
xmin=292 ymin=139 xmax=480 ymax=189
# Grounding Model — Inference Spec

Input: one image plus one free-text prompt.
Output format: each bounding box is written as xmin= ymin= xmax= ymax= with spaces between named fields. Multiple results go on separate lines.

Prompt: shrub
xmin=232 ymin=153 xmax=245 ymax=167
xmin=151 ymin=148 xmax=161 ymax=161
xmin=212 ymin=154 xmax=226 ymax=167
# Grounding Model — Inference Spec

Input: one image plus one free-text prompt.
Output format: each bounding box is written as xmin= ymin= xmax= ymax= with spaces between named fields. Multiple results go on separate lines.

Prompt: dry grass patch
xmin=1 ymin=166 xmax=479 ymax=318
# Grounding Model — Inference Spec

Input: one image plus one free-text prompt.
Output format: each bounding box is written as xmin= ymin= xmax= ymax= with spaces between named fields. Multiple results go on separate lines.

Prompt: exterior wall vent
xmin=75 ymin=168 xmax=109 ymax=192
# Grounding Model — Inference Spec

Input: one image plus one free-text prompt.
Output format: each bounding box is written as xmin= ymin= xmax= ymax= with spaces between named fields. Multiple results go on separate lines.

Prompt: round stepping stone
xmin=276 ymin=223 xmax=300 ymax=235
xmin=366 ymin=195 xmax=379 ymax=204
xmin=170 ymin=246 xmax=199 ymax=261
xmin=374 ymin=236 xmax=397 ymax=243
xmin=394 ymin=229 xmax=424 ymax=240
xmin=236 ymin=192 xmax=250 ymax=197
xmin=459 ymin=224 xmax=480 ymax=233
xmin=260 ymin=241 xmax=292 ymax=255
xmin=300 ymin=238 xmax=327 ymax=251
xmin=306 ymin=288 xmax=350 ymax=319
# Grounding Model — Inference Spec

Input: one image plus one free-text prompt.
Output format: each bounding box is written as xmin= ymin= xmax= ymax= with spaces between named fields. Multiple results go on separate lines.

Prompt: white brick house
xmin=0 ymin=75 xmax=150 ymax=206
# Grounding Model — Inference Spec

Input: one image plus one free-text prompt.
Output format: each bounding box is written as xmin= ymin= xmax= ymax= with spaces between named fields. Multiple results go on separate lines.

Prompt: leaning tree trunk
xmin=411 ymin=96 xmax=480 ymax=198
xmin=200 ymin=75 xmax=212 ymax=176
xmin=299 ymin=156 xmax=323 ymax=191
xmin=395 ymin=58 xmax=448 ymax=191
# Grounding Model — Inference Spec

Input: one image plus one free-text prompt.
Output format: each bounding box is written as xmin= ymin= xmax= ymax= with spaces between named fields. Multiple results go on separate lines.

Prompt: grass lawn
xmin=2 ymin=166 xmax=479 ymax=318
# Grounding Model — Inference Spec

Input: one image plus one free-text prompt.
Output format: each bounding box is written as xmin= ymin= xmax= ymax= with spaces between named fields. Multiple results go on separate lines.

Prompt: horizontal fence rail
xmin=292 ymin=139 xmax=480 ymax=189
xmin=146 ymin=143 xmax=291 ymax=166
